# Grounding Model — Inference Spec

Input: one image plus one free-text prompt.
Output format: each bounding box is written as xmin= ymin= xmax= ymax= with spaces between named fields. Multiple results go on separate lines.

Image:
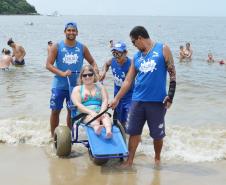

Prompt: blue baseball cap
xmin=111 ymin=41 xmax=127 ymax=52
xmin=65 ymin=22 xmax=77 ymax=30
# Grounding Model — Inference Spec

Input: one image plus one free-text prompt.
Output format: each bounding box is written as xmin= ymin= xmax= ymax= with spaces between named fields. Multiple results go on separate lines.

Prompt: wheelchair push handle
xmin=66 ymin=71 xmax=80 ymax=87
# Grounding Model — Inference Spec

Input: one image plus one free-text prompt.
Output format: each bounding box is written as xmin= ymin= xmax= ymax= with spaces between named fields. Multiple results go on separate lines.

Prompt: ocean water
xmin=0 ymin=15 xmax=226 ymax=162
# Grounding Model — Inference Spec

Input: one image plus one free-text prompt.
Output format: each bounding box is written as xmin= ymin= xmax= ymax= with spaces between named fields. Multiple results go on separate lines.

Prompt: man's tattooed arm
xmin=164 ymin=45 xmax=176 ymax=103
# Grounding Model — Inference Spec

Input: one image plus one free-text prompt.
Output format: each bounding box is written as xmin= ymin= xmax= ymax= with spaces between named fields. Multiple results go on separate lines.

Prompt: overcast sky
xmin=27 ymin=0 xmax=226 ymax=17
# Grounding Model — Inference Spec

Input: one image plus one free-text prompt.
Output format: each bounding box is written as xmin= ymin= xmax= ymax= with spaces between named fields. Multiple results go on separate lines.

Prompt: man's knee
xmin=51 ymin=110 xmax=61 ymax=116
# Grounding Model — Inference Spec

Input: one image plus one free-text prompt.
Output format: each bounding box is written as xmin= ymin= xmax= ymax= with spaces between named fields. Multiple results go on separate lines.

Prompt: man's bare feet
xmin=119 ymin=161 xmax=133 ymax=169
xmin=154 ymin=159 xmax=161 ymax=170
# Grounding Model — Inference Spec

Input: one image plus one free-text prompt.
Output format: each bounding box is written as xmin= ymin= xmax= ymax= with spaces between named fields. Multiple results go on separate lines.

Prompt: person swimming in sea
xmin=207 ymin=52 xmax=215 ymax=63
xmin=0 ymin=48 xmax=13 ymax=70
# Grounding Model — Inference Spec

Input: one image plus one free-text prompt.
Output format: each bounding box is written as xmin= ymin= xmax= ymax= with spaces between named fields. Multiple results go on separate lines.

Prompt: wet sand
xmin=1 ymin=144 xmax=226 ymax=185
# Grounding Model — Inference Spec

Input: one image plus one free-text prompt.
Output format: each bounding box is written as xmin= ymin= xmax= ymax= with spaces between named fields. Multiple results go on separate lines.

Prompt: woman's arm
xmin=99 ymin=84 xmax=109 ymax=113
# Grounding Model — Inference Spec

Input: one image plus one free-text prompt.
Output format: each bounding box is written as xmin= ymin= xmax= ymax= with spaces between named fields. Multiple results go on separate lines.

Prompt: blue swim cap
xmin=65 ymin=22 xmax=77 ymax=30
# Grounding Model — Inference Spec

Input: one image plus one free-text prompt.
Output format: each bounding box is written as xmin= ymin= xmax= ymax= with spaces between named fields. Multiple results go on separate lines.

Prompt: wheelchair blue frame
xmin=67 ymin=74 xmax=128 ymax=160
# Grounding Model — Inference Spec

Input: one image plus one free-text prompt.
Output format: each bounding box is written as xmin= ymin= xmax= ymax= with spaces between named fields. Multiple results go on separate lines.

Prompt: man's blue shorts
xmin=50 ymin=88 xmax=70 ymax=110
xmin=126 ymin=101 xmax=167 ymax=139
xmin=115 ymin=100 xmax=131 ymax=124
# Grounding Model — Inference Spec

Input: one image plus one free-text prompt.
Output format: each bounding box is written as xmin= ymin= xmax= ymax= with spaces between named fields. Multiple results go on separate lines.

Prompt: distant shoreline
xmin=0 ymin=13 xmax=40 ymax=16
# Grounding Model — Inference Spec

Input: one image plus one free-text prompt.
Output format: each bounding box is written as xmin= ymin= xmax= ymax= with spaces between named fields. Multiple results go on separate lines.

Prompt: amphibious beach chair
xmin=53 ymin=74 xmax=128 ymax=165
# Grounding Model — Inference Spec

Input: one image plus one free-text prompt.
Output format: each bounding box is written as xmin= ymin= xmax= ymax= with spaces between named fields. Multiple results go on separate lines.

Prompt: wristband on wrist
xmin=168 ymin=81 xmax=176 ymax=101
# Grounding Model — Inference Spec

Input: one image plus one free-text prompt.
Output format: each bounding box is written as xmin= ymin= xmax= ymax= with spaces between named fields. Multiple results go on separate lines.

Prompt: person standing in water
xmin=7 ymin=38 xmax=26 ymax=66
xmin=46 ymin=22 xmax=100 ymax=137
xmin=110 ymin=26 xmax=176 ymax=168
xmin=100 ymin=41 xmax=133 ymax=129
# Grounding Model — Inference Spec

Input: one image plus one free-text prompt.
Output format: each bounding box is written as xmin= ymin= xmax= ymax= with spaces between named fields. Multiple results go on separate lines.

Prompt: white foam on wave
xmin=141 ymin=125 xmax=226 ymax=162
xmin=0 ymin=118 xmax=51 ymax=146
xmin=1 ymin=118 xmax=226 ymax=162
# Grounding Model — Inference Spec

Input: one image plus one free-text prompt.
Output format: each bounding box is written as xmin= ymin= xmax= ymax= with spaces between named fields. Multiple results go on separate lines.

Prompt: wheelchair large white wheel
xmin=88 ymin=148 xmax=109 ymax=165
xmin=54 ymin=126 xmax=72 ymax=157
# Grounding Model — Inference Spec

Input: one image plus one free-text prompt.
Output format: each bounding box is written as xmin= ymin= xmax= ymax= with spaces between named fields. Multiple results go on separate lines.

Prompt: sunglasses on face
xmin=112 ymin=51 xmax=123 ymax=58
xmin=82 ymin=73 xmax=94 ymax=78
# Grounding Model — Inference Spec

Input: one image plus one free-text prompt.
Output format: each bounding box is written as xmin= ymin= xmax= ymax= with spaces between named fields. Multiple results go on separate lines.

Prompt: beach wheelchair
xmin=53 ymin=74 xmax=128 ymax=165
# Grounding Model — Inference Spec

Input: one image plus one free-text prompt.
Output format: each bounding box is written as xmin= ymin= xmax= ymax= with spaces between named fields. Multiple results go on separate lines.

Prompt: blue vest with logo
xmin=111 ymin=57 xmax=133 ymax=101
xmin=132 ymin=43 xmax=167 ymax=102
xmin=52 ymin=40 xmax=84 ymax=90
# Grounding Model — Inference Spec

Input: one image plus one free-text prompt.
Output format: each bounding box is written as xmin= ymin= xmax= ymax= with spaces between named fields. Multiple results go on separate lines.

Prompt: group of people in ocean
xmin=0 ymin=38 xmax=26 ymax=70
xmin=206 ymin=52 xmax=225 ymax=64
xmin=179 ymin=42 xmax=193 ymax=61
xmin=178 ymin=42 xmax=225 ymax=64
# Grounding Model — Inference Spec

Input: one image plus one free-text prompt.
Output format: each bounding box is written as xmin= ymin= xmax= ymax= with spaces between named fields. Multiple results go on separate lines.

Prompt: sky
xmin=27 ymin=0 xmax=226 ymax=17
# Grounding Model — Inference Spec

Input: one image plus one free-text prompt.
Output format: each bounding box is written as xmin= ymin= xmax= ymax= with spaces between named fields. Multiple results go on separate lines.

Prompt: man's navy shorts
xmin=126 ymin=101 xmax=166 ymax=139
xmin=50 ymin=88 xmax=70 ymax=110
xmin=115 ymin=99 xmax=131 ymax=124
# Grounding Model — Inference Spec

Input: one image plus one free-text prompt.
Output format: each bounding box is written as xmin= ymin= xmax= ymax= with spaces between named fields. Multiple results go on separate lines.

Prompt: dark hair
xmin=78 ymin=65 xmax=98 ymax=84
xmin=7 ymin=38 xmax=14 ymax=46
xmin=129 ymin=26 xmax=150 ymax=40
xmin=186 ymin=42 xmax=190 ymax=47
xmin=48 ymin=41 xmax=53 ymax=45
xmin=2 ymin=48 xmax=11 ymax=55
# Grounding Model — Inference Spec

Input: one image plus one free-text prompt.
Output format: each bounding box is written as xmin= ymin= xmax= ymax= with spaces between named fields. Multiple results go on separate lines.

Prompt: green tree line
xmin=0 ymin=0 xmax=37 ymax=14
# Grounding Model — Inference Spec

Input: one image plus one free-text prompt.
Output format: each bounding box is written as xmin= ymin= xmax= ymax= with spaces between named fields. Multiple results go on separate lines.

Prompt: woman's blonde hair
xmin=78 ymin=65 xmax=98 ymax=85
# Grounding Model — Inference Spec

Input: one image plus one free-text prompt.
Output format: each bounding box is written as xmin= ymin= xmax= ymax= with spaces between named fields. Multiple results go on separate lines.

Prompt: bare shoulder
xmin=163 ymin=44 xmax=172 ymax=58
xmin=83 ymin=44 xmax=88 ymax=52
xmin=72 ymin=85 xmax=81 ymax=95
xmin=106 ymin=58 xmax=113 ymax=66
xmin=73 ymin=85 xmax=81 ymax=91
xmin=49 ymin=43 xmax=58 ymax=54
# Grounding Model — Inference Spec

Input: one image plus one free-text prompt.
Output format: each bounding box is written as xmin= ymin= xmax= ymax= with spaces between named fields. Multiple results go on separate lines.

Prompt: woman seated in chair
xmin=71 ymin=65 xmax=112 ymax=138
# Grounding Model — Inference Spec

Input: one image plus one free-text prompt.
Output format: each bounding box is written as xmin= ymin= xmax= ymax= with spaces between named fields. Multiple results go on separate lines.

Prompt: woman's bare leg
xmin=102 ymin=114 xmax=112 ymax=138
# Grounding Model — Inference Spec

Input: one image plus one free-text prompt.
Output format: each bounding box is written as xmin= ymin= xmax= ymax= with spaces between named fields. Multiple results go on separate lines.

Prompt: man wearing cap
xmin=46 ymin=22 xmax=100 ymax=137
xmin=100 ymin=41 xmax=133 ymax=129
xmin=110 ymin=26 xmax=176 ymax=168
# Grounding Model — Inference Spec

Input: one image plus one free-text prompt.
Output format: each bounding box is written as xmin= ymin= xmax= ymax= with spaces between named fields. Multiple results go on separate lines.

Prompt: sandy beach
xmin=1 ymin=144 xmax=226 ymax=185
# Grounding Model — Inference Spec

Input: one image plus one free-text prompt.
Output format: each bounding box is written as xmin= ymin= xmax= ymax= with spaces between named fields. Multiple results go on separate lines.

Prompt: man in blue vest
xmin=110 ymin=26 xmax=176 ymax=168
xmin=46 ymin=22 xmax=99 ymax=137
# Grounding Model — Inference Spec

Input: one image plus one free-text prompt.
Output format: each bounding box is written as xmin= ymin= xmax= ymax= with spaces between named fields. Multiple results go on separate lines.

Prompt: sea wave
xmin=141 ymin=125 xmax=226 ymax=162
xmin=1 ymin=119 xmax=226 ymax=162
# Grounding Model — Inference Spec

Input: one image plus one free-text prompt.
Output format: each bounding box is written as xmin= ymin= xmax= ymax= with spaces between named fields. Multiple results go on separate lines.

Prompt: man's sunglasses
xmin=82 ymin=73 xmax=94 ymax=78
xmin=112 ymin=51 xmax=123 ymax=58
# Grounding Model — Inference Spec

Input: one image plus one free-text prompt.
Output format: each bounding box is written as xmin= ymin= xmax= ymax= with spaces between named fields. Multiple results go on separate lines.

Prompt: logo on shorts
xmin=50 ymin=100 xmax=56 ymax=107
xmin=158 ymin=123 xmax=164 ymax=129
